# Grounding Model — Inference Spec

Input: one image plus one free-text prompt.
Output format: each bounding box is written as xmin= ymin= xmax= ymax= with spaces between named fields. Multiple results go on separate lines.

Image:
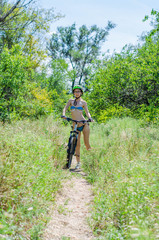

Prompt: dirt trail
xmin=43 ymin=158 xmax=95 ymax=240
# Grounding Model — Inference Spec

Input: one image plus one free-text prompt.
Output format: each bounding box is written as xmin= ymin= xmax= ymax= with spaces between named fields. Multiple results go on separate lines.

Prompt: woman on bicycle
xmin=62 ymin=85 xmax=93 ymax=169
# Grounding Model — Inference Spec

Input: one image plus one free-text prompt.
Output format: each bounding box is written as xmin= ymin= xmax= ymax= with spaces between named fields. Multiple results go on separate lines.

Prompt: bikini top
xmin=70 ymin=105 xmax=83 ymax=111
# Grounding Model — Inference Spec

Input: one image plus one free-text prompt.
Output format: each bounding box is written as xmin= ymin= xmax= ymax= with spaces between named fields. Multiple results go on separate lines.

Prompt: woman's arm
xmin=83 ymin=101 xmax=93 ymax=120
xmin=62 ymin=99 xmax=71 ymax=116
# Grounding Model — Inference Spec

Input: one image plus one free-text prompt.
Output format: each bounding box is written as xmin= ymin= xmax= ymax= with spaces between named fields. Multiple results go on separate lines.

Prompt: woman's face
xmin=74 ymin=89 xmax=82 ymax=98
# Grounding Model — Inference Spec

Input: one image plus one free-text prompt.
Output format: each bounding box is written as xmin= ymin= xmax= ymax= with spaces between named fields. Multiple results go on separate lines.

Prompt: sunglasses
xmin=74 ymin=91 xmax=81 ymax=93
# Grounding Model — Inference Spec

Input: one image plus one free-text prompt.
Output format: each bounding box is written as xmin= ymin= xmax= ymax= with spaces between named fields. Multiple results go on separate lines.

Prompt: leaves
xmin=86 ymin=23 xmax=159 ymax=123
xmin=48 ymin=22 xmax=116 ymax=89
xmin=0 ymin=45 xmax=53 ymax=122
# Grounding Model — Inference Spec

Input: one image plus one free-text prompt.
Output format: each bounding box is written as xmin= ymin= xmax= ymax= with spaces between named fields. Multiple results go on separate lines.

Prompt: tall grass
xmin=0 ymin=116 xmax=69 ymax=239
xmin=81 ymin=118 xmax=159 ymax=239
xmin=1 ymin=116 xmax=158 ymax=239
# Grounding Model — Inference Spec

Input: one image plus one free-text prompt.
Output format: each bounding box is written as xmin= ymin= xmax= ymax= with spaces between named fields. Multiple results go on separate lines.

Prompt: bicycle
xmin=62 ymin=117 xmax=91 ymax=169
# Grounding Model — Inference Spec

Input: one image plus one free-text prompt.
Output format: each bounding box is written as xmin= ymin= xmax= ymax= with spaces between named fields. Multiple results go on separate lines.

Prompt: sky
xmin=38 ymin=0 xmax=158 ymax=54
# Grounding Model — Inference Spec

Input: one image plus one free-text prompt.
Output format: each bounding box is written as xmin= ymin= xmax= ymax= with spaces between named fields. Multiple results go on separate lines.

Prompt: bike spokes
xmin=66 ymin=136 xmax=77 ymax=169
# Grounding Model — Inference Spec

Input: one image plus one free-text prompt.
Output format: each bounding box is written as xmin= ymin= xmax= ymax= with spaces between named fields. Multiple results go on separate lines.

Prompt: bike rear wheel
xmin=67 ymin=135 xmax=77 ymax=168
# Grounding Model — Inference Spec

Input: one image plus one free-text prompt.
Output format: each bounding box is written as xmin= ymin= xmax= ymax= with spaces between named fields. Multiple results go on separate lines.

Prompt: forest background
xmin=0 ymin=1 xmax=159 ymax=239
xmin=0 ymin=0 xmax=158 ymax=124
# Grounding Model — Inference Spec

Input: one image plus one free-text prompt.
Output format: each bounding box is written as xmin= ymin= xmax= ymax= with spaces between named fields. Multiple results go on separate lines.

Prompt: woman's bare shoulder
xmin=81 ymin=98 xmax=86 ymax=103
xmin=81 ymin=99 xmax=87 ymax=106
xmin=68 ymin=99 xmax=74 ymax=104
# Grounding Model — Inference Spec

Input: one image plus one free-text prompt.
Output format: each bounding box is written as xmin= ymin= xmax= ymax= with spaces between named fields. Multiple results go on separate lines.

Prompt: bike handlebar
xmin=62 ymin=117 xmax=91 ymax=123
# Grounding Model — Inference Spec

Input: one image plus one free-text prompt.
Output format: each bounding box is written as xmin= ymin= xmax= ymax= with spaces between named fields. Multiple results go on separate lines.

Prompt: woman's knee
xmin=83 ymin=136 xmax=91 ymax=149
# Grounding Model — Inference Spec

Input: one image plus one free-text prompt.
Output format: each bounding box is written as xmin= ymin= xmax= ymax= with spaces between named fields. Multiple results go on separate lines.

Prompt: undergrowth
xmin=1 ymin=116 xmax=159 ymax=239
xmin=0 ymin=115 xmax=69 ymax=239
xmin=81 ymin=117 xmax=159 ymax=239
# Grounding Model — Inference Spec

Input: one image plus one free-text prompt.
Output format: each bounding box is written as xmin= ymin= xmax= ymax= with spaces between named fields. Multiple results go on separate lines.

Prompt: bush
xmin=97 ymin=104 xmax=132 ymax=122
xmin=0 ymin=45 xmax=53 ymax=122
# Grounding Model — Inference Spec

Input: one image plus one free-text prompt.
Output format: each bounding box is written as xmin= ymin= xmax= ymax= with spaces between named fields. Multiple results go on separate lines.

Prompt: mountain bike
xmin=62 ymin=117 xmax=91 ymax=169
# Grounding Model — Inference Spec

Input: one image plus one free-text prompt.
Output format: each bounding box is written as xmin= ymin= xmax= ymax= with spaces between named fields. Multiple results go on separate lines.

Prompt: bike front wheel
xmin=67 ymin=135 xmax=77 ymax=168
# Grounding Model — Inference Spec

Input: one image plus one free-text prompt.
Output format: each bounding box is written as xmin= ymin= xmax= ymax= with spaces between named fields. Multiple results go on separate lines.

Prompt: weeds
xmin=82 ymin=118 xmax=159 ymax=239
xmin=1 ymin=116 xmax=158 ymax=239
xmin=0 ymin=116 xmax=68 ymax=239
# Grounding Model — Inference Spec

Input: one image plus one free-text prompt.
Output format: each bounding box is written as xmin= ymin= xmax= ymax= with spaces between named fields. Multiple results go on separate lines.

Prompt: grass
xmin=0 ymin=115 xmax=69 ymax=239
xmin=0 ymin=116 xmax=159 ymax=239
xmin=81 ymin=117 xmax=159 ymax=239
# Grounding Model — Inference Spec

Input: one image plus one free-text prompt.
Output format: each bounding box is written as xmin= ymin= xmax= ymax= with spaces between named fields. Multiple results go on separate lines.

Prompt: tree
xmin=48 ymin=22 xmax=116 ymax=90
xmin=143 ymin=9 xmax=159 ymax=40
xmin=0 ymin=44 xmax=52 ymax=122
xmin=0 ymin=0 xmax=62 ymax=54
xmin=0 ymin=0 xmax=30 ymax=28
xmin=85 ymin=10 xmax=159 ymax=122
xmin=87 ymin=40 xmax=159 ymax=122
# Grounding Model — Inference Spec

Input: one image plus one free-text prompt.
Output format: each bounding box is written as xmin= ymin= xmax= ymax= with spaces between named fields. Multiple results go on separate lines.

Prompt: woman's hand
xmin=61 ymin=115 xmax=67 ymax=119
xmin=89 ymin=117 xmax=94 ymax=122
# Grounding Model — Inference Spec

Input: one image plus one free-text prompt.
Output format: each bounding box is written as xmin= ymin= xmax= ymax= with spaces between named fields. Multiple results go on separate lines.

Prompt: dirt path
xmin=43 ymin=158 xmax=95 ymax=240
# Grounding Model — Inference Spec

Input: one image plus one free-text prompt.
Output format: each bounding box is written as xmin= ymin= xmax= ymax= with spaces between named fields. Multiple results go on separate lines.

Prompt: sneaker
xmin=75 ymin=162 xmax=81 ymax=170
xmin=63 ymin=163 xmax=69 ymax=169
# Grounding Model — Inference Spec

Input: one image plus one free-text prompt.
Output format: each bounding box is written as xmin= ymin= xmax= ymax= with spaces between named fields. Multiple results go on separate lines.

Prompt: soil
xmin=43 ymin=158 xmax=95 ymax=240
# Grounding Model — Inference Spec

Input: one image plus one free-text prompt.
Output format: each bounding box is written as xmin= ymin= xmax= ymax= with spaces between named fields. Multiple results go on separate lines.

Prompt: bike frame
xmin=63 ymin=117 xmax=91 ymax=168
xmin=67 ymin=117 xmax=90 ymax=136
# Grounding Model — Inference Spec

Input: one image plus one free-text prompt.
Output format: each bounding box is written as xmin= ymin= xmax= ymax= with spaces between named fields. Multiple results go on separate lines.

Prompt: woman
xmin=61 ymin=85 xmax=93 ymax=169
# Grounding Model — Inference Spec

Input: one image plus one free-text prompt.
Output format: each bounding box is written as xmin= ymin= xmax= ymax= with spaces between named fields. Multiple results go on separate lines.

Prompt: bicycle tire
xmin=67 ymin=135 xmax=77 ymax=168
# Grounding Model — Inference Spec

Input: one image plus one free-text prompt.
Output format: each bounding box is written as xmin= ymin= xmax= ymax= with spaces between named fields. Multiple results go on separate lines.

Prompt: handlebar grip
xmin=66 ymin=117 xmax=71 ymax=121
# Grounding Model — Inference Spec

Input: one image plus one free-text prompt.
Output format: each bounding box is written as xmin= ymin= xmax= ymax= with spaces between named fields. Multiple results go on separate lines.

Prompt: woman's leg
xmin=75 ymin=131 xmax=81 ymax=163
xmin=83 ymin=124 xmax=91 ymax=150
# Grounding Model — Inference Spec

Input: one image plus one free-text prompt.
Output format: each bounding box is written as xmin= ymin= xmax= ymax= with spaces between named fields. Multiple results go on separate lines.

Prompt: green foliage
xmin=0 ymin=45 xmax=32 ymax=121
xmin=30 ymin=87 xmax=53 ymax=117
xmin=1 ymin=6 xmax=158 ymax=123
xmin=0 ymin=0 xmax=62 ymax=54
xmin=48 ymin=59 xmax=69 ymax=92
xmin=134 ymin=104 xmax=159 ymax=124
xmin=45 ymin=59 xmax=71 ymax=114
xmin=0 ymin=45 xmax=53 ymax=122
xmin=0 ymin=1 xmax=66 ymax=121
xmin=98 ymin=104 xmax=132 ymax=122
xmin=48 ymin=22 xmax=116 ymax=89
xmin=0 ymin=116 xmax=68 ymax=239
xmin=86 ymin=30 xmax=159 ymax=123
xmin=81 ymin=118 xmax=159 ymax=239
xmin=143 ymin=9 xmax=159 ymax=40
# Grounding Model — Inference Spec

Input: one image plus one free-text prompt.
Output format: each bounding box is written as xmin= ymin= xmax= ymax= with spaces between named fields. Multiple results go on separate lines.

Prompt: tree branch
xmin=0 ymin=0 xmax=21 ymax=23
